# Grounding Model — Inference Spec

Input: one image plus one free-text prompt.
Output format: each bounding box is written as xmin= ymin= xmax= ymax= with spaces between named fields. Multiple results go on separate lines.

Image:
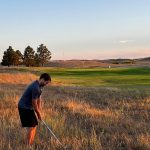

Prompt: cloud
xmin=113 ymin=40 xmax=134 ymax=44
xmin=119 ymin=40 xmax=129 ymax=44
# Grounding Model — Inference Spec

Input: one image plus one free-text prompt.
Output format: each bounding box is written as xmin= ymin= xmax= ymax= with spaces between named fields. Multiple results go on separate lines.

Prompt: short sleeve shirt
xmin=18 ymin=80 xmax=42 ymax=110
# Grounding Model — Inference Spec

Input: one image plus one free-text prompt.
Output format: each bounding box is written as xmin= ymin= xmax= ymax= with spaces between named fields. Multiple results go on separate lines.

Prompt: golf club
xmin=41 ymin=120 xmax=72 ymax=150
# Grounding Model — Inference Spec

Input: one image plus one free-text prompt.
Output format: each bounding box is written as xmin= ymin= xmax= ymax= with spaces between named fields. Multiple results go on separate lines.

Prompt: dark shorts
xmin=18 ymin=107 xmax=38 ymax=127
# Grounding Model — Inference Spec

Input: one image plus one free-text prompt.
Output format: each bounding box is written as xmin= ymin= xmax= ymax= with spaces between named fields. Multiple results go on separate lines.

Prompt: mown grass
xmin=0 ymin=67 xmax=150 ymax=150
xmin=8 ymin=67 xmax=150 ymax=87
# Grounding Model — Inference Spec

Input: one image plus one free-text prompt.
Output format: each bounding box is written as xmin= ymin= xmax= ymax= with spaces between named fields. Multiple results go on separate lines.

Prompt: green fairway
xmin=18 ymin=67 xmax=150 ymax=87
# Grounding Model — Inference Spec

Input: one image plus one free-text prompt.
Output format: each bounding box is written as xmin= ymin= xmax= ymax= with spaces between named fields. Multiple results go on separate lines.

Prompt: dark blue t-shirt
xmin=18 ymin=80 xmax=42 ymax=110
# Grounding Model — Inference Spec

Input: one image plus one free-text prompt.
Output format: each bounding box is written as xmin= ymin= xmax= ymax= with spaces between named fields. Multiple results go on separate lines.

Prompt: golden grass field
xmin=0 ymin=68 xmax=150 ymax=150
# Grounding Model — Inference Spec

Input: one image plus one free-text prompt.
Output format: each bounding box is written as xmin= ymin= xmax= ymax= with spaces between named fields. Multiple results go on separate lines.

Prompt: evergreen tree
xmin=37 ymin=44 xmax=51 ymax=66
xmin=1 ymin=46 xmax=16 ymax=67
xmin=11 ymin=51 xmax=19 ymax=66
xmin=16 ymin=50 xmax=23 ymax=65
xmin=23 ymin=46 xmax=35 ymax=67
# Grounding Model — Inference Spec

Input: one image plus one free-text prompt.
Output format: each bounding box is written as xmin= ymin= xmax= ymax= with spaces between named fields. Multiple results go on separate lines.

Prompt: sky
xmin=0 ymin=0 xmax=150 ymax=61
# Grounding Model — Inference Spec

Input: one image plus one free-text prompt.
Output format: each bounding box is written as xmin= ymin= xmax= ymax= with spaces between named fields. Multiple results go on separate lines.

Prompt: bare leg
xmin=27 ymin=127 xmax=37 ymax=146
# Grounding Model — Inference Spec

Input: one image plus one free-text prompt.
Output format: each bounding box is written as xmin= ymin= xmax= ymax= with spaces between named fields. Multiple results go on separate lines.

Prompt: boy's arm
xmin=37 ymin=95 xmax=43 ymax=110
xmin=32 ymin=99 xmax=42 ymax=120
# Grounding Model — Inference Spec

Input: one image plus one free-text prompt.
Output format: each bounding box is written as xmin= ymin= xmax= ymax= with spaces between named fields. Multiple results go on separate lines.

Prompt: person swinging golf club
xmin=18 ymin=73 xmax=51 ymax=146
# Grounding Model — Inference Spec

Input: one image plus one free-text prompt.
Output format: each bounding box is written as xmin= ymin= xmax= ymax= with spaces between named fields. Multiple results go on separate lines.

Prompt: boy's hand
xmin=37 ymin=112 xmax=42 ymax=120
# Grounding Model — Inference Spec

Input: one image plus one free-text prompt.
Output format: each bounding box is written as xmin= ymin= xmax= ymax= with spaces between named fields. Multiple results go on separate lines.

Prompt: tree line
xmin=1 ymin=44 xmax=51 ymax=67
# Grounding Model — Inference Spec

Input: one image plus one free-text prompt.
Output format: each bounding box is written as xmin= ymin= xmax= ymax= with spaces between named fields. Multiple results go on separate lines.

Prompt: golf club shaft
xmin=42 ymin=120 xmax=63 ymax=146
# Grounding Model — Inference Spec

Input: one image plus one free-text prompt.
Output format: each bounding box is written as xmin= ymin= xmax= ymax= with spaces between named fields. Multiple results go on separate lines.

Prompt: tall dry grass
xmin=0 ymin=73 xmax=37 ymax=84
xmin=0 ymin=71 xmax=150 ymax=150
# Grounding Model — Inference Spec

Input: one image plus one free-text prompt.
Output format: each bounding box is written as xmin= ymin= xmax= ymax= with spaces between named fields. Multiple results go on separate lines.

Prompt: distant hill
xmin=45 ymin=57 xmax=150 ymax=68
xmin=45 ymin=60 xmax=110 ymax=68
xmin=138 ymin=57 xmax=150 ymax=61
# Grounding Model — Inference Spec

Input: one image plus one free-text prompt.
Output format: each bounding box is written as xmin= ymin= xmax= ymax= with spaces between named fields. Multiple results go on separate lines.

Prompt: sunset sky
xmin=0 ymin=0 xmax=150 ymax=61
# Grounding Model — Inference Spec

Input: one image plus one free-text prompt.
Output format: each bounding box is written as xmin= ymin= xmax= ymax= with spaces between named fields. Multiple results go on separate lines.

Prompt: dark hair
xmin=40 ymin=73 xmax=51 ymax=81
